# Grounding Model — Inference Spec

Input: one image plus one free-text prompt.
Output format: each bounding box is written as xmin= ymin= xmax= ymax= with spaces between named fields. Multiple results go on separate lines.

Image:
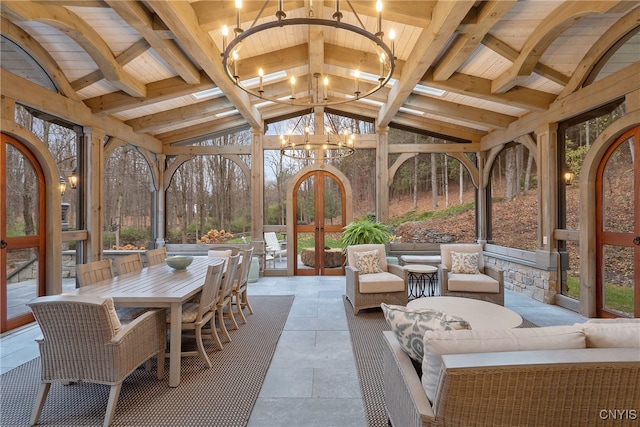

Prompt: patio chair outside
xmin=264 ymin=232 xmax=286 ymax=267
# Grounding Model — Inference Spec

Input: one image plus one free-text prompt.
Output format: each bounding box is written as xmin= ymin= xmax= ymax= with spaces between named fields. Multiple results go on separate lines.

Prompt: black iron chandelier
xmin=221 ymin=0 xmax=396 ymax=107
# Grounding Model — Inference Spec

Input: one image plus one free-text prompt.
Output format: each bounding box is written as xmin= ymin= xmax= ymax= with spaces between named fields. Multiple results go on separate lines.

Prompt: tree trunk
xmin=459 ymin=164 xmax=464 ymax=204
xmin=504 ymin=147 xmax=518 ymax=200
xmin=523 ymin=149 xmax=533 ymax=195
xmin=413 ymin=153 xmax=418 ymax=210
xmin=431 ymin=153 xmax=438 ymax=209
xmin=444 ymin=155 xmax=449 ymax=208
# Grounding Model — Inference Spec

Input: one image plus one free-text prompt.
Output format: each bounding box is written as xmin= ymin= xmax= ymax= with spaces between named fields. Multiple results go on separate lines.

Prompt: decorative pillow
xmin=381 ymin=303 xmax=471 ymax=362
xmin=208 ymin=249 xmax=232 ymax=258
xmin=354 ymin=250 xmax=384 ymax=275
xmin=450 ymin=251 xmax=479 ymax=274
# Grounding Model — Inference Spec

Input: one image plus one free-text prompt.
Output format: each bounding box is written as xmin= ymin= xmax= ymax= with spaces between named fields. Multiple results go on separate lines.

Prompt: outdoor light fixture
xmin=221 ymin=0 xmax=396 ymax=107
xmin=59 ymin=177 xmax=67 ymax=196
xmin=564 ymin=170 xmax=575 ymax=185
xmin=279 ymin=116 xmax=355 ymax=161
xmin=68 ymin=168 xmax=78 ymax=189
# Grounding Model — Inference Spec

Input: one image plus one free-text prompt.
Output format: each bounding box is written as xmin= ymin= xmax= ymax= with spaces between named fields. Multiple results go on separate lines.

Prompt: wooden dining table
xmin=64 ymin=256 xmax=225 ymax=387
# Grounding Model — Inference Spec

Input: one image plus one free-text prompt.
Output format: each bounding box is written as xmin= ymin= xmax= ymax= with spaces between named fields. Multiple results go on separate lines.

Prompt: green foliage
xmin=565 ymin=144 xmax=590 ymax=179
xmin=230 ymin=216 xmax=251 ymax=233
xmin=119 ymin=226 xmax=150 ymax=247
xmin=341 ymin=217 xmax=391 ymax=248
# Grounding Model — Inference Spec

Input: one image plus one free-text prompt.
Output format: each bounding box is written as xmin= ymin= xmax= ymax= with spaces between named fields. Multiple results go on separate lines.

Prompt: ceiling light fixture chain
xmin=221 ymin=0 xmax=396 ymax=108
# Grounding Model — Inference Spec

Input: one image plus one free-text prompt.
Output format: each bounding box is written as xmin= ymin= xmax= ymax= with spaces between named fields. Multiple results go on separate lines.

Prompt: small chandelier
xmin=221 ymin=0 xmax=396 ymax=107
xmin=279 ymin=116 xmax=355 ymax=161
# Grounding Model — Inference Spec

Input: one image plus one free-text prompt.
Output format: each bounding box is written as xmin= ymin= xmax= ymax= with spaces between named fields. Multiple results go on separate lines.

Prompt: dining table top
xmin=66 ymin=256 xmax=225 ymax=306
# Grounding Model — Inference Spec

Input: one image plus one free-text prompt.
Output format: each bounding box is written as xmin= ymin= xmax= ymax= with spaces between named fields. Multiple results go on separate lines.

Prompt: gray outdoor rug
xmin=0 ymin=295 xmax=293 ymax=427
xmin=344 ymin=297 xmax=538 ymax=427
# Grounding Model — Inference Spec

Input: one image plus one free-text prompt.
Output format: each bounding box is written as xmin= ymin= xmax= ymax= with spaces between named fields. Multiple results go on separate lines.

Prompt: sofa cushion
xmin=358 ymin=272 xmax=404 ymax=294
xmin=421 ymin=325 xmax=586 ymax=403
xmin=446 ymin=273 xmax=499 ymax=293
xmin=576 ymin=321 xmax=640 ymax=348
xmin=450 ymin=251 xmax=479 ymax=274
xmin=381 ymin=303 xmax=471 ymax=363
xmin=354 ymin=250 xmax=384 ymax=275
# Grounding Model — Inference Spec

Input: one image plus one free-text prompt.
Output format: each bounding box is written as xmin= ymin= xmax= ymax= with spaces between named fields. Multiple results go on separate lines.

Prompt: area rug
xmin=344 ymin=297 xmax=538 ymax=427
xmin=0 ymin=295 xmax=293 ymax=427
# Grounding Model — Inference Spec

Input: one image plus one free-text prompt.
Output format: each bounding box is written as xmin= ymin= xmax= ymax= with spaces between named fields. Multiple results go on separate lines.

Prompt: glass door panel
xmin=2 ymin=134 xmax=46 ymax=332
xmin=597 ymin=128 xmax=639 ymax=318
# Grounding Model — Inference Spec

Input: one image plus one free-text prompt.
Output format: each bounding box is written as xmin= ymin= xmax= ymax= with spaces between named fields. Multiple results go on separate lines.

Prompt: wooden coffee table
xmin=407 ymin=296 xmax=523 ymax=329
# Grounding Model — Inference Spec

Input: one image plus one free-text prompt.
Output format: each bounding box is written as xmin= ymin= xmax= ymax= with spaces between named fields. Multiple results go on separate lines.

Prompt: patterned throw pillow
xmin=450 ymin=251 xmax=479 ymax=274
xmin=354 ymin=250 xmax=384 ymax=275
xmin=381 ymin=303 xmax=471 ymax=362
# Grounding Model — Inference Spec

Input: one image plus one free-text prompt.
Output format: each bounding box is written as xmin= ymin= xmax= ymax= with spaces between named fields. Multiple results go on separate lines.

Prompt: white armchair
xmin=439 ymin=243 xmax=504 ymax=305
xmin=345 ymin=244 xmax=408 ymax=315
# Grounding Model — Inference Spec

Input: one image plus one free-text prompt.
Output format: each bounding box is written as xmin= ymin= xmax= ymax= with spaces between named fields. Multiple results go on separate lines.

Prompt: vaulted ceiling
xmin=2 ymin=1 xmax=639 ymax=150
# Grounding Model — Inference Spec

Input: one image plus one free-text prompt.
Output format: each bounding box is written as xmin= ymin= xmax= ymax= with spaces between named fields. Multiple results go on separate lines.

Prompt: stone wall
xmin=484 ymin=245 xmax=559 ymax=305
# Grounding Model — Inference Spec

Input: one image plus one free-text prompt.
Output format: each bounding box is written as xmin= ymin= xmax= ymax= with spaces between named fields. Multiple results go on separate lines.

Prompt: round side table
xmin=405 ymin=264 xmax=438 ymax=299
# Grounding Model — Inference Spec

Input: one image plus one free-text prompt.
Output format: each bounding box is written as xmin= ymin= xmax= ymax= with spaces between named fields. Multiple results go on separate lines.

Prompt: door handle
xmin=0 ymin=240 xmax=7 ymax=249
xmin=634 ymin=236 xmax=640 ymax=246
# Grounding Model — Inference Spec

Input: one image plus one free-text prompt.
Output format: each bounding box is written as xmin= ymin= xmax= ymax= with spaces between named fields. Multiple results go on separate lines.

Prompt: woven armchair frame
xmin=28 ymin=296 xmax=166 ymax=427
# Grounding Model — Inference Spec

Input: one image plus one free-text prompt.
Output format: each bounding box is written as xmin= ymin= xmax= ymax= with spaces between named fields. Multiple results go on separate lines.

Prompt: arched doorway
xmin=1 ymin=133 xmax=46 ymax=332
xmin=292 ymin=169 xmax=347 ymax=276
xmin=595 ymin=126 xmax=639 ymax=318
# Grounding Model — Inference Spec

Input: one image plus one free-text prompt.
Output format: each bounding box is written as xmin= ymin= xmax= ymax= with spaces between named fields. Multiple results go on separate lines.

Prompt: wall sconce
xmin=59 ymin=176 xmax=67 ymax=195
xmin=68 ymin=168 xmax=78 ymax=189
xmin=563 ymin=170 xmax=575 ymax=185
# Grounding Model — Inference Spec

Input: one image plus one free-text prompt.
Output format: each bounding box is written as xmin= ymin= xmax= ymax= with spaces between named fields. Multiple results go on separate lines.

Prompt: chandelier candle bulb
xmin=258 ymin=68 xmax=264 ymax=93
xmin=376 ymin=0 xmax=383 ymax=36
xmin=290 ymin=76 xmax=296 ymax=99
xmin=389 ymin=28 xmax=396 ymax=58
xmin=354 ymin=70 xmax=360 ymax=96
xmin=323 ymin=77 xmax=328 ymax=101
xmin=221 ymin=25 xmax=228 ymax=53
xmin=233 ymin=51 xmax=239 ymax=79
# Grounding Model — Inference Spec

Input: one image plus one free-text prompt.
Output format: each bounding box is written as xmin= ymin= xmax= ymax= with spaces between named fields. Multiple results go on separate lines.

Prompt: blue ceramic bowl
xmin=165 ymin=256 xmax=194 ymax=270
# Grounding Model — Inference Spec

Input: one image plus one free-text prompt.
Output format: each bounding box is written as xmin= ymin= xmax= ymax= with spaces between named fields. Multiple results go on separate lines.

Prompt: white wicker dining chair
xmin=27 ymin=295 xmax=166 ymax=427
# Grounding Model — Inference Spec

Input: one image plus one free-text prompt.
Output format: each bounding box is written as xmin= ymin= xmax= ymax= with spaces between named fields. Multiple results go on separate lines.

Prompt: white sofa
xmin=382 ymin=320 xmax=640 ymax=427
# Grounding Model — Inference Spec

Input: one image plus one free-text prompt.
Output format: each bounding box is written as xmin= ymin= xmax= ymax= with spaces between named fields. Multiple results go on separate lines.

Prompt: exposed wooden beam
xmin=126 ymin=98 xmax=235 ymax=134
xmin=391 ymin=111 xmax=485 ymax=143
xmin=0 ymin=17 xmax=81 ymax=101
xmin=106 ymin=0 xmax=201 ymax=85
xmin=147 ymin=0 xmax=261 ymax=129
xmin=421 ymin=70 xmax=557 ymax=112
xmin=404 ymin=94 xmax=517 ymax=129
xmin=83 ymin=72 xmax=215 ymax=116
xmin=433 ymin=0 xmax=516 ymax=81
xmin=377 ymin=0 xmax=475 ymax=127
xmin=1 ymin=0 xmax=146 ymax=97
xmin=491 ymin=1 xmax=621 ymax=94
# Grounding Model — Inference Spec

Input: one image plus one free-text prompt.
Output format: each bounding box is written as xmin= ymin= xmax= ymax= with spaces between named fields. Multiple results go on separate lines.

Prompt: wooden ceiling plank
xmin=158 ymin=115 xmax=249 ymax=145
xmin=194 ymin=0 xmax=306 ymax=33
xmin=433 ymin=0 xmax=516 ymax=81
xmin=147 ymin=0 xmax=261 ymax=129
xmin=343 ymin=1 xmax=432 ymax=29
xmin=377 ymin=0 xmax=475 ymax=127
xmin=2 ymin=0 xmax=147 ymax=97
xmin=106 ymin=0 xmax=201 ymax=85
xmin=491 ymin=1 xmax=623 ymax=94
xmin=391 ymin=111 xmax=485 ymax=143
xmin=84 ymin=71 xmax=215 ymax=116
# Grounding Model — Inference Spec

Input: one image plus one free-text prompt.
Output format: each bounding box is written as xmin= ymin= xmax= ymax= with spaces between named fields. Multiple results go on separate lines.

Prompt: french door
xmin=1 ymin=134 xmax=46 ymax=332
xmin=596 ymin=126 xmax=639 ymax=318
xmin=293 ymin=170 xmax=346 ymax=276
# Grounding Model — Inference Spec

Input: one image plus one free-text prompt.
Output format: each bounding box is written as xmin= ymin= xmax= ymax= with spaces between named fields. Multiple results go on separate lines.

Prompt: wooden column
xmin=537 ymin=123 xmax=558 ymax=252
xmin=84 ymin=127 xmax=106 ymax=262
xmin=153 ymin=154 xmax=166 ymax=248
xmin=377 ymin=126 xmax=389 ymax=222
xmin=251 ymin=128 xmax=264 ymax=242
xmin=476 ymin=151 xmax=489 ymax=243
